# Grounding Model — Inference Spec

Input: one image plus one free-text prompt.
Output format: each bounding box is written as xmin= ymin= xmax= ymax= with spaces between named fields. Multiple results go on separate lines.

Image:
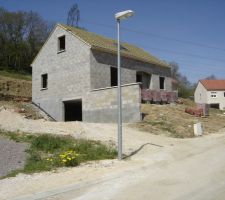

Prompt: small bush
xmin=31 ymin=134 xmax=74 ymax=153
xmin=72 ymin=140 xmax=117 ymax=162
xmin=178 ymin=85 xmax=193 ymax=98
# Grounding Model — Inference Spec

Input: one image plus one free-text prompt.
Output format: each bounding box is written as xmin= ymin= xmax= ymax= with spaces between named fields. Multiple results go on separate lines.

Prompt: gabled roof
xmin=59 ymin=24 xmax=169 ymax=68
xmin=200 ymin=79 xmax=225 ymax=90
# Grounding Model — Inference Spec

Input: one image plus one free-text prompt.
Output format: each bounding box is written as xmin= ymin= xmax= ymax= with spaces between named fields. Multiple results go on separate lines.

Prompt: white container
xmin=194 ymin=122 xmax=203 ymax=136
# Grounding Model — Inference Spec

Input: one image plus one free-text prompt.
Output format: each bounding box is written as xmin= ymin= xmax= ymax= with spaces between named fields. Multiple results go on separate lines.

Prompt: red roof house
xmin=194 ymin=79 xmax=225 ymax=110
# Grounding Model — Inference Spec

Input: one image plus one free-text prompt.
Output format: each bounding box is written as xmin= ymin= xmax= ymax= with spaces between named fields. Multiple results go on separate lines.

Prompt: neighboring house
xmin=31 ymin=23 xmax=175 ymax=122
xmin=194 ymin=79 xmax=225 ymax=110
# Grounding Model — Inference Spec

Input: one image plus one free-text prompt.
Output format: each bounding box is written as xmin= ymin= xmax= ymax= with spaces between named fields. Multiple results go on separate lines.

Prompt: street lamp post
xmin=115 ymin=10 xmax=134 ymax=160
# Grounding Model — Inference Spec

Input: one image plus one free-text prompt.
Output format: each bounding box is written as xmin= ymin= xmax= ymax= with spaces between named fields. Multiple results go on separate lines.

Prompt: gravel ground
xmin=0 ymin=136 xmax=29 ymax=177
xmin=0 ymin=107 xmax=225 ymax=199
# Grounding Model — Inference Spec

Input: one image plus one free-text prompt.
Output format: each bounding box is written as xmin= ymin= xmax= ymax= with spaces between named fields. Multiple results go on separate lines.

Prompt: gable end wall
xmin=32 ymin=26 xmax=91 ymax=121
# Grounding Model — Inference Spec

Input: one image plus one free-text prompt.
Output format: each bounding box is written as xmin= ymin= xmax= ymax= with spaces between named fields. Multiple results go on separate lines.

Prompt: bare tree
xmin=205 ymin=74 xmax=217 ymax=80
xmin=67 ymin=3 xmax=80 ymax=27
xmin=170 ymin=61 xmax=179 ymax=79
xmin=169 ymin=61 xmax=193 ymax=98
xmin=169 ymin=61 xmax=191 ymax=87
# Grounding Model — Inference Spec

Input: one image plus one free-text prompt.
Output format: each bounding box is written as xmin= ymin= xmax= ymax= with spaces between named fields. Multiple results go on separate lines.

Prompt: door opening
xmin=210 ymin=103 xmax=219 ymax=109
xmin=64 ymin=100 xmax=82 ymax=121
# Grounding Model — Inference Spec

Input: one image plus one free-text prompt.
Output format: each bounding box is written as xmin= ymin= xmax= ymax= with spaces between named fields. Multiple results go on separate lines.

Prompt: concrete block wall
xmin=83 ymin=83 xmax=141 ymax=122
xmin=164 ymin=76 xmax=172 ymax=91
xmin=150 ymin=74 xmax=160 ymax=90
xmin=90 ymin=50 xmax=172 ymax=91
xmin=32 ymin=25 xmax=91 ymax=121
xmin=90 ymin=51 xmax=136 ymax=89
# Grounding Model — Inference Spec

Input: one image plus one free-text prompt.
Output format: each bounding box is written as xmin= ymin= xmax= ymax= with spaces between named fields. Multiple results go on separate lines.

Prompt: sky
xmin=1 ymin=0 xmax=225 ymax=83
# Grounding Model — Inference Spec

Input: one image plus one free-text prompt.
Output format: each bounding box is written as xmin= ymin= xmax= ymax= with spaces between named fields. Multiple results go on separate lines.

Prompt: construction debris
xmin=185 ymin=107 xmax=203 ymax=117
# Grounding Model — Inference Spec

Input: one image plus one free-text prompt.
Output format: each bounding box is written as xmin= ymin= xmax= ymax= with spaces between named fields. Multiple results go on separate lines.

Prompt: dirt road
xmin=0 ymin=109 xmax=225 ymax=199
xmin=0 ymin=137 xmax=28 ymax=177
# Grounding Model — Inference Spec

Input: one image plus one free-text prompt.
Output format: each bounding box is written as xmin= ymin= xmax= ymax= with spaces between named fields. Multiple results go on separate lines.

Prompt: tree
xmin=0 ymin=7 xmax=50 ymax=72
xmin=67 ymin=3 xmax=80 ymax=27
xmin=205 ymin=74 xmax=217 ymax=80
xmin=170 ymin=61 xmax=179 ymax=79
xmin=169 ymin=61 xmax=193 ymax=98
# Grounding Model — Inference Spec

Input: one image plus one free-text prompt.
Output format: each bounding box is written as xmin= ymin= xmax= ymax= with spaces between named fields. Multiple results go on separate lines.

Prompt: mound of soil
xmin=0 ymin=75 xmax=31 ymax=98
xmin=133 ymin=99 xmax=225 ymax=138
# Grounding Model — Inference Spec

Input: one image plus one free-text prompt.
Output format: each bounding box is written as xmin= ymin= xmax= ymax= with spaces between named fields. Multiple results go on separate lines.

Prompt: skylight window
xmin=113 ymin=43 xmax=128 ymax=51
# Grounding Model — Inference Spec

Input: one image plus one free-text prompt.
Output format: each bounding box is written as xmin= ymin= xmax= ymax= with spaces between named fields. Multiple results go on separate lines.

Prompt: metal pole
xmin=117 ymin=19 xmax=122 ymax=160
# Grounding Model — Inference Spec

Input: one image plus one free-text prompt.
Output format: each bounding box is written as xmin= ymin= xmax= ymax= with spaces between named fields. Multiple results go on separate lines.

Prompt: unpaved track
xmin=0 ymin=137 xmax=28 ymax=177
xmin=0 ymin=109 xmax=225 ymax=200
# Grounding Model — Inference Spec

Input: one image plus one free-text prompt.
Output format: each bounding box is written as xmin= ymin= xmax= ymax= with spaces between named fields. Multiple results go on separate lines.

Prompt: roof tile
xmin=200 ymin=79 xmax=225 ymax=90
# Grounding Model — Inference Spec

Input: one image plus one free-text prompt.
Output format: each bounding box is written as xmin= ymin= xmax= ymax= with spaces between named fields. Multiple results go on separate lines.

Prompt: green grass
xmin=0 ymin=69 xmax=31 ymax=81
xmin=0 ymin=130 xmax=117 ymax=178
xmin=147 ymin=121 xmax=165 ymax=126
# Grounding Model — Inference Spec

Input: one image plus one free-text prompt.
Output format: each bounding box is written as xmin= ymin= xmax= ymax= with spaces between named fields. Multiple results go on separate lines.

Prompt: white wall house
xmin=194 ymin=80 xmax=225 ymax=110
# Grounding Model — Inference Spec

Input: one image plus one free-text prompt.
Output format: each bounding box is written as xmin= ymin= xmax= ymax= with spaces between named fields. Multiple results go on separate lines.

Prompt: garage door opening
xmin=210 ymin=103 xmax=220 ymax=109
xmin=64 ymin=100 xmax=82 ymax=121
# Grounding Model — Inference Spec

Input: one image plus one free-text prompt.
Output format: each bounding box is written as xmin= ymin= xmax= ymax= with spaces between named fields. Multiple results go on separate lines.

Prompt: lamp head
xmin=115 ymin=10 xmax=134 ymax=21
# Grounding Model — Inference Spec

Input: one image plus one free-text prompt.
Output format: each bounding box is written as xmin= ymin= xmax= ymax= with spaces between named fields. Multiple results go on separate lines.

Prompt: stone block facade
xmin=90 ymin=50 xmax=172 ymax=91
xmin=32 ymin=26 xmax=91 ymax=121
xmin=83 ymin=83 xmax=141 ymax=122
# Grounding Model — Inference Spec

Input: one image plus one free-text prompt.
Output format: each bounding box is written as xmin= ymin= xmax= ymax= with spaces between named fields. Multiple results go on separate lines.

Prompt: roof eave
xmin=58 ymin=24 xmax=92 ymax=48
xmin=206 ymin=89 xmax=225 ymax=91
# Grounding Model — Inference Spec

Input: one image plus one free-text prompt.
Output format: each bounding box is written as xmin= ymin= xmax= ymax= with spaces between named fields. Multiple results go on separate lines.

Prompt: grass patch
xmin=0 ymin=69 xmax=31 ymax=81
xmin=0 ymin=130 xmax=117 ymax=178
xmin=147 ymin=121 xmax=165 ymax=126
xmin=143 ymin=120 xmax=181 ymax=138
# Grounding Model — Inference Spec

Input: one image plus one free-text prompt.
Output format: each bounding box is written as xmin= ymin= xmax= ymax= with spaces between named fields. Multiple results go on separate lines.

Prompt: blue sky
xmin=1 ymin=0 xmax=225 ymax=83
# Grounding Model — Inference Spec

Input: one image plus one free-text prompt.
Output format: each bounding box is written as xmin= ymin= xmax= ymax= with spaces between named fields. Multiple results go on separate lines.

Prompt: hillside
xmin=0 ymin=71 xmax=43 ymax=120
xmin=0 ymin=71 xmax=32 ymax=99
xmin=132 ymin=99 xmax=225 ymax=138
